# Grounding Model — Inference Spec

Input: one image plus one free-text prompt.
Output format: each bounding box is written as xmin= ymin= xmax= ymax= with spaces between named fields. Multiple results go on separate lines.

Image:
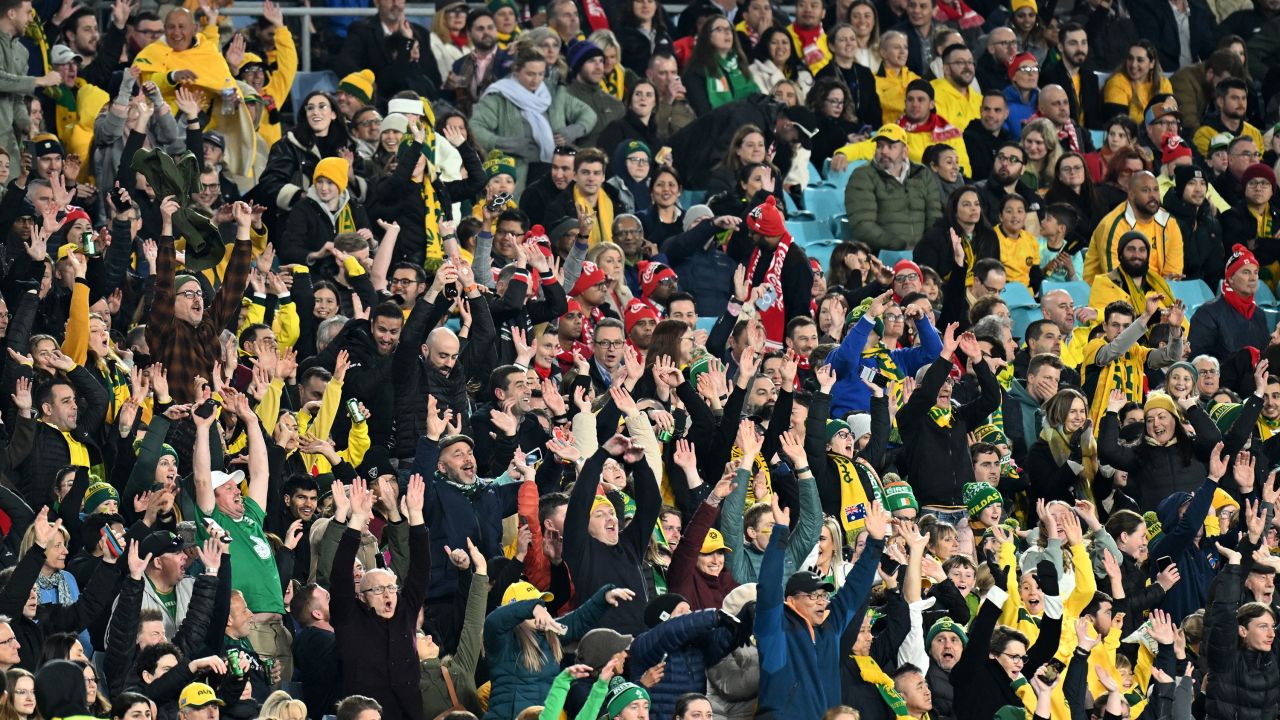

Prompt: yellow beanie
xmin=313 ymin=157 xmax=350 ymax=194
xmin=1010 ymin=0 xmax=1036 ymax=13
xmin=1143 ymin=391 xmax=1182 ymax=421
xmin=338 ymin=69 xmax=376 ymax=105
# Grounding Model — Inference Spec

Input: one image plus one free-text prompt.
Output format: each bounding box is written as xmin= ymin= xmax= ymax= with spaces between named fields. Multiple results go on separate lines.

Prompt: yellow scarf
xmin=1082 ymin=337 xmax=1150 ymax=423
xmin=1260 ymin=414 xmax=1280 ymax=440
xmin=730 ymin=445 xmax=771 ymax=506
xmin=415 ymin=102 xmax=446 ymax=269
xmin=57 ymin=427 xmax=91 ymax=469
xmin=336 ymin=203 xmax=357 ymax=235
xmin=929 ymin=406 xmax=953 ymax=428
xmin=574 ymin=185 xmax=614 ymax=247
xmin=851 ymin=656 xmax=920 ymax=720
xmin=1117 ymin=270 xmax=1175 ymax=318
xmin=832 ymin=453 xmax=882 ymax=535
xmin=600 ymin=64 xmax=626 ymax=100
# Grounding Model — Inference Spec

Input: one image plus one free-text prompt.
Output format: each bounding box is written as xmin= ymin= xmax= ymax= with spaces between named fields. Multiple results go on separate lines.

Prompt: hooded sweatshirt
xmin=1149 ymin=476 xmax=1218 ymax=622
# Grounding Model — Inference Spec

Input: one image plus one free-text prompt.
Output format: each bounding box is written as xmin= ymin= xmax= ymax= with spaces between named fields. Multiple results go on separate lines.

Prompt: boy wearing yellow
xmin=995 ymin=193 xmax=1039 ymax=285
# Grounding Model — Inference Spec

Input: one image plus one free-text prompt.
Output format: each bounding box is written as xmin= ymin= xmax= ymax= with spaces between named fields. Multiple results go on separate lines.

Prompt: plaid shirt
xmin=146 ymin=234 xmax=252 ymax=403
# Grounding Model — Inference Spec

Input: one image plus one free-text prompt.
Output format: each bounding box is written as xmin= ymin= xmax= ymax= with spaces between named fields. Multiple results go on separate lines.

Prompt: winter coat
xmin=0 ymin=29 xmax=33 ymax=160
xmin=1129 ymin=0 xmax=1218 ymax=69
xmin=596 ymin=111 xmax=663 ymax=164
xmin=331 ymin=523 xmax=432 ymax=720
xmin=0 ymin=544 xmax=117 ymax=671
xmin=915 ymin=219 xmax=1001 ymax=284
xmin=278 ymin=188 xmax=373 ymax=266
xmin=565 ymin=78 xmax=625 ymax=149
xmin=627 ymin=610 xmax=737 ymax=719
xmin=482 ymin=586 xmax=614 ymax=720
xmin=660 ymin=220 xmax=739 ymax=317
xmin=330 ymin=17 xmax=440 ymax=99
xmin=408 ymin=437 xmax=520 ymax=604
xmin=1097 ymin=406 xmax=1222 ymax=512
xmin=420 ymin=571 xmax=487 ymax=719
xmin=1149 ymin=476 xmax=1219 ymax=622
xmin=896 ymin=358 xmax=1003 ymax=506
xmin=928 ymin=663 xmax=956 ymax=720
xmin=754 ymin=522 xmax=883 ymax=719
xmin=6 ymin=365 xmax=108 ymax=510
xmin=254 ymin=131 xmax=369 ymax=211
xmin=304 ymin=316 xmax=397 ymax=447
xmin=1206 ymin=564 xmax=1280 ymax=720
xmin=1002 ymin=379 xmax=1043 ymax=468
xmin=1163 ymin=187 xmax=1224 ymax=288
xmin=707 ymin=646 xmax=759 ymax=720
xmin=668 ymin=95 xmax=788 ymax=189
xmin=845 ymin=161 xmax=941 ymax=249
xmin=1040 ymin=58 xmax=1104 ymax=131
xmin=1189 ymin=293 xmax=1272 ymax=365
xmin=826 ymin=315 xmax=943 ymax=417
xmin=1220 ymin=203 xmax=1280 ymax=266
xmin=668 ymin=501 xmax=739 ymax=611
xmin=91 ymin=99 xmax=185 ymax=194
xmin=470 ymin=84 xmax=596 ymax=178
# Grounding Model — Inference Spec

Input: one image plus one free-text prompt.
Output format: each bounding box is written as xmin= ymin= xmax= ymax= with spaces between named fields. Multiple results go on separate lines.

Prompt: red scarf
xmin=555 ymin=340 xmax=593 ymax=373
xmin=899 ymin=113 xmax=962 ymax=142
xmin=792 ymin=24 xmax=825 ymax=67
xmin=934 ymin=0 xmax=983 ymax=29
xmin=449 ymin=31 xmax=469 ymax=48
xmin=582 ymin=0 xmax=610 ymax=31
xmin=1223 ymin=283 xmax=1257 ymax=320
xmin=747 ymin=234 xmax=794 ymax=348
xmin=1026 ymin=110 xmax=1083 ymax=153
xmin=581 ymin=305 xmax=605 ymax=344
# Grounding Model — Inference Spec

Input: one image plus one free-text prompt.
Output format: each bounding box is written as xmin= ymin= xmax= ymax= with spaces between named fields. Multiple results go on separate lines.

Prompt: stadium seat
xmin=878 ymin=249 xmax=914 ymax=267
xmin=1090 ymin=129 xmax=1104 ymax=150
xmin=696 ymin=316 xmax=718 ymax=333
xmin=803 ymin=186 xmax=845 ymax=220
xmin=1170 ymin=279 xmax=1214 ymax=316
xmin=680 ymin=189 xmax=702 ymax=209
xmin=289 ymin=71 xmax=338 ymax=105
xmin=1012 ymin=305 xmax=1040 ymax=339
xmin=803 ymin=239 xmax=839 ymax=271
xmin=783 ymin=191 xmax=816 ymax=219
xmin=1041 ymin=280 xmax=1090 ymax=309
xmin=830 ymin=213 xmax=847 ymax=238
xmin=787 ymin=219 xmax=830 ymax=243
xmin=1001 ymin=282 xmax=1037 ymax=309
xmin=1256 ymin=281 xmax=1278 ymax=308
xmin=819 ymin=158 xmax=855 ymax=191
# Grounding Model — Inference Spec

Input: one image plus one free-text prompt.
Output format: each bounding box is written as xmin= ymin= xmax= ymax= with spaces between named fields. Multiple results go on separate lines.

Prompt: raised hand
xmin=1216 ymin=541 xmax=1242 ymax=564
xmin=609 ymin=384 xmax=638 ymax=415
xmin=10 ymin=376 xmax=31 ymax=414
xmin=778 ymin=429 xmax=806 ymax=465
xmin=735 ymin=417 xmax=762 ymax=460
xmin=863 ymin=500 xmax=891 ymax=540
xmin=1207 ymin=441 xmax=1228 ymax=482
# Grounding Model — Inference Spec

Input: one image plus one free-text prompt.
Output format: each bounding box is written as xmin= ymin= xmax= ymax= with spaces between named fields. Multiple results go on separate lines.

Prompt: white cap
xmin=210 ymin=469 xmax=245 ymax=491
xmin=49 ymin=44 xmax=81 ymax=66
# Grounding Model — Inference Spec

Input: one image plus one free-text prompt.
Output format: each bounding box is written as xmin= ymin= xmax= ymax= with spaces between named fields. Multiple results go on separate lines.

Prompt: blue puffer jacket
xmin=627 ymin=609 xmax=737 ymax=719
xmin=826 ymin=315 xmax=943 ymax=418
xmin=482 ymin=585 xmax=614 ymax=720
xmin=1149 ymin=476 xmax=1218 ymax=623
xmin=754 ymin=523 xmax=883 ymax=719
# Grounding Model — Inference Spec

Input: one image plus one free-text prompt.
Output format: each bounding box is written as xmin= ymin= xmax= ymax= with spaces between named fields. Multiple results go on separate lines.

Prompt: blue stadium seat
xmin=783 ymin=191 xmax=816 ymax=219
xmin=1256 ymin=281 xmax=1278 ymax=308
xmin=680 ymin=189 xmax=703 ymax=209
xmin=830 ymin=213 xmax=847 ymax=238
xmin=809 ymin=161 xmax=825 ymax=184
xmin=803 ymin=239 xmax=839 ymax=271
xmin=803 ymin=186 xmax=845 ymax=220
xmin=1041 ymin=280 xmax=1090 ymax=309
xmin=1090 ymin=129 xmax=1105 ymax=150
xmin=1001 ymin=281 xmax=1037 ymax=309
xmin=696 ymin=316 xmax=718 ymax=333
xmin=787 ymin=219 xmax=830 ymax=243
xmin=1170 ymin=279 xmax=1214 ymax=316
xmin=288 ymin=71 xmax=338 ymax=105
xmin=1012 ymin=305 xmax=1040 ymax=339
xmin=878 ymin=249 xmax=914 ymax=268
xmin=819 ymin=158 xmax=855 ymax=191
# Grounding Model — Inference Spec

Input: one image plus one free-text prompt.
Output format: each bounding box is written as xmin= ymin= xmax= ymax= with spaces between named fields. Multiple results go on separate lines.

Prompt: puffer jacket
xmin=6 ymin=365 xmax=108 ymax=510
xmin=627 ymin=610 xmax=737 ymax=720
xmin=481 ymin=586 xmax=613 ymax=720
xmin=826 ymin=315 xmax=942 ymax=417
xmin=1189 ymin=294 xmax=1272 ymax=368
xmin=708 ymin=645 xmax=759 ymax=720
xmin=1097 ymin=406 xmax=1222 ymax=512
xmin=1206 ymin=564 xmax=1280 ymax=720
xmin=927 ymin=663 xmax=955 ymax=720
xmin=278 ymin=187 xmax=373 ymax=266
xmin=845 ymin=161 xmax=941 ymax=250
xmin=661 ymin=215 xmax=739 ymax=317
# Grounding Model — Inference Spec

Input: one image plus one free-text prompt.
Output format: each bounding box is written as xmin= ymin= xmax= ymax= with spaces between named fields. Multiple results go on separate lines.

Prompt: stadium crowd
xmin=2 ymin=0 xmax=1280 ymax=717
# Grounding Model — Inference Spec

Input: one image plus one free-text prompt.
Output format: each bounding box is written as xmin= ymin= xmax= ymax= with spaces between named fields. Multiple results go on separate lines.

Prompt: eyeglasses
xmin=357 ymin=118 xmax=382 ymax=127
xmin=948 ymin=60 xmax=975 ymax=67
xmin=0 ymin=637 xmax=17 ymax=646
xmin=1197 ymin=368 xmax=1219 ymax=376
xmin=361 ymin=584 xmax=400 ymax=596
xmin=201 ymin=182 xmax=220 ymax=190
xmin=825 ymin=97 xmax=846 ymax=105
xmin=1016 ymin=64 xmax=1039 ymax=73
xmin=594 ymin=340 xmax=626 ymax=349
xmin=1001 ymin=652 xmax=1028 ymax=663
xmin=176 ymin=290 xmax=202 ymax=300
xmin=798 ymin=591 xmax=830 ymax=602
xmin=894 ymin=272 xmax=919 ymax=283
xmin=883 ymin=312 xmax=904 ymax=321
xmin=1234 ymin=150 xmax=1262 ymax=159
xmin=995 ymin=154 xmax=1024 ymax=165
xmin=625 ymin=156 xmax=651 ymax=165
xmin=1060 ymin=164 xmax=1085 ymax=174
xmin=0 ymin=312 xmax=10 ymax=321
xmin=389 ymin=277 xmax=418 ymax=287
xmin=1248 ymin=179 xmax=1273 ymax=189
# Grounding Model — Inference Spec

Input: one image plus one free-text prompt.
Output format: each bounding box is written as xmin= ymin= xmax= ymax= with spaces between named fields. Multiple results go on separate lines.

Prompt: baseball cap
xmin=49 ymin=44 xmax=81 ymax=66
xmin=209 ymin=469 xmax=245 ymax=491
xmin=203 ymin=131 xmax=226 ymax=150
xmin=785 ymin=570 xmax=836 ymax=596
xmin=700 ymin=528 xmax=732 ymax=554
xmin=502 ymin=580 xmax=554 ymax=606
xmin=874 ymin=124 xmax=908 ymax=145
xmin=178 ymin=683 xmax=224 ymax=709
xmin=139 ymin=530 xmax=186 ymax=558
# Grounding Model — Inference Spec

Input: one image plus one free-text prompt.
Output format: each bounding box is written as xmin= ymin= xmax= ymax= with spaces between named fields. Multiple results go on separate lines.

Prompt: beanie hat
xmin=488 ymin=0 xmax=519 ymax=11
xmin=60 ymin=206 xmax=91 ymax=231
xmin=338 ymin=69 xmax=376 ymax=105
xmin=1226 ymin=243 xmax=1259 ymax=281
xmin=994 ymin=706 xmax=1026 ymax=720
xmin=624 ymin=299 xmax=659 ymax=336
xmin=1117 ymin=230 xmax=1149 ymax=256
xmin=683 ymin=204 xmax=714 ymax=231
xmin=962 ymin=482 xmax=1003 ymax=518
xmin=1006 ymin=52 xmax=1037 ymax=81
xmin=174 ymin=273 xmax=202 ymax=294
xmin=1160 ymin=133 xmax=1192 ymax=166
xmin=1173 ymin=164 xmax=1206 ymax=195
xmin=82 ymin=481 xmax=120 ymax=515
xmin=1167 ymin=360 xmax=1198 ymax=383
xmin=825 ymin=419 xmax=851 ymax=443
xmin=638 ymin=260 xmax=676 ymax=300
xmin=566 ymin=40 xmax=605 ymax=77
xmin=892 ymin=259 xmax=923 ymax=282
xmin=745 ymin=195 xmax=787 ymax=237
xmin=621 ymin=139 xmax=652 ymax=162
xmin=1242 ymin=162 xmax=1278 ymax=191
xmin=570 ymin=261 xmax=607 ymax=296
xmin=605 ymin=677 xmax=651 ymax=719
xmin=1143 ymin=510 xmax=1163 ymax=544
xmin=687 ymin=352 xmax=713 ymax=390
xmin=483 ymin=149 xmax=517 ymax=180
xmin=847 ymin=412 xmax=872 ymax=440
xmin=972 ymin=423 xmax=1009 ymax=447
xmin=1209 ymin=401 xmax=1243 ymax=433
xmin=846 ymin=296 xmax=886 ymax=337
xmin=1144 ymin=390 xmax=1182 ymax=420
xmin=906 ymin=78 xmax=935 ymax=100
xmin=926 ymin=616 xmax=969 ymax=646
xmin=644 ymin=593 xmax=688 ymax=628
xmin=882 ymin=478 xmax=918 ymax=513
xmin=313 ymin=157 xmax=350 ymax=194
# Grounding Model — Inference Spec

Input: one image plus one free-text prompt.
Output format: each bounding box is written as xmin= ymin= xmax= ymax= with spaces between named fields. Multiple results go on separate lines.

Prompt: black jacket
xmin=914 ymin=219 xmax=1000 ymax=285
xmin=7 ymin=364 xmax=109 ymax=511
xmin=597 ymin=111 xmax=663 ymax=164
xmin=669 ymin=95 xmax=788 ymax=189
xmin=963 ymin=120 xmax=1014 ymax=182
xmin=815 ymin=61 xmax=881 ymax=129
xmin=278 ymin=194 xmax=373 ymax=267
xmin=1188 ymin=293 xmax=1272 ymax=364
xmin=1221 ymin=202 xmax=1280 ymax=265
xmin=1040 ymin=58 xmax=1104 ymax=130
xmin=294 ymin=625 xmax=342 ymax=720
xmin=329 ymin=17 xmax=439 ymax=100
xmin=975 ymin=51 xmax=1010 ymax=93
xmin=1206 ymin=564 xmax=1280 ymax=720
xmin=1073 ymin=0 xmax=1139 ymax=70
xmin=519 ymin=175 xmax=569 ymax=229
xmin=1096 ymin=406 xmax=1222 ymax=511
xmin=617 ymin=24 xmax=673 ymax=74
xmin=1130 ymin=0 xmax=1217 ymax=70
xmin=897 ymin=358 xmax=1003 ymax=506
xmin=253 ymin=131 xmax=369 ymax=213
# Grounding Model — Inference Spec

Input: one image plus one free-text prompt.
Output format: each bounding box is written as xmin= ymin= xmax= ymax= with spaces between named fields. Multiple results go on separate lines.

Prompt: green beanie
xmin=83 ymin=482 xmax=120 ymax=514
xmin=1143 ymin=510 xmax=1164 ymax=545
xmin=846 ymin=297 xmax=885 ymax=337
xmin=1209 ymin=402 xmax=1243 ymax=434
xmin=605 ymin=677 xmax=650 ymax=718
xmin=882 ymin=479 xmax=918 ymax=513
xmin=926 ymin=616 xmax=969 ymax=646
xmin=825 ymin=419 xmax=851 ymax=443
xmin=994 ymin=705 xmax=1027 ymax=720
xmin=962 ymin=481 xmax=1003 ymax=519
xmin=688 ymin=353 xmax=712 ymax=390
xmin=972 ymin=423 xmax=1009 ymax=447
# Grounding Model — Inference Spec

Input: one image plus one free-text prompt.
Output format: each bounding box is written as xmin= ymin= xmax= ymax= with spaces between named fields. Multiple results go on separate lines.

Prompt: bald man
xmin=132 ymin=8 xmax=238 ymax=116
xmin=1084 ymin=170 xmax=1184 ymax=284
xmin=1037 ymin=84 xmax=1095 ymax=154
xmin=976 ymin=27 xmax=1017 ymax=91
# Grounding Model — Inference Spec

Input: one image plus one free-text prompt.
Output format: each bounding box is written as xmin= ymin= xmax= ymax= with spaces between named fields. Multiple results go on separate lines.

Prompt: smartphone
xmin=524 ymin=448 xmax=543 ymax=467
xmin=488 ymin=192 xmax=511 ymax=211
xmin=194 ymin=398 xmax=218 ymax=419
xmin=203 ymin=517 xmax=231 ymax=544
xmin=859 ymin=366 xmax=888 ymax=388
xmin=101 ymin=527 xmax=124 ymax=558
xmin=1156 ymin=555 xmax=1174 ymax=573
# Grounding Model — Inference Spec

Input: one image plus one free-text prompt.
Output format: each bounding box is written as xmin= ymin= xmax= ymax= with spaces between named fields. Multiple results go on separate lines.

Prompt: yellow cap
xmin=874 ymin=124 xmax=909 ymax=145
xmin=178 ymin=683 xmax=224 ymax=709
xmin=56 ymin=243 xmax=78 ymax=261
xmin=1011 ymin=0 xmax=1036 ymax=13
xmin=701 ymin=527 xmax=732 ymax=554
xmin=591 ymin=494 xmax=616 ymax=516
xmin=502 ymin=580 xmax=554 ymax=606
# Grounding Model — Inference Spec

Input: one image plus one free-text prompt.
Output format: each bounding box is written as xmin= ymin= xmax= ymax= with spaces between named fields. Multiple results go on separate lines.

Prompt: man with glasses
xmin=386 ymin=262 xmax=427 ymax=310
xmin=1192 ymin=354 xmax=1220 ymax=399
xmin=975 ymin=141 xmax=1040 ymax=234
xmin=1213 ymin=135 xmax=1260 ymax=206
xmin=585 ymin=318 xmax=628 ymax=393
xmin=976 ymin=27 xmax=1018 ymax=92
xmin=192 ymin=166 xmax=225 ymax=215
xmin=932 ymin=44 xmax=981 ymax=133
xmin=963 ymin=90 xmax=1012 ymax=180
xmin=349 ymin=106 xmax=383 ymax=160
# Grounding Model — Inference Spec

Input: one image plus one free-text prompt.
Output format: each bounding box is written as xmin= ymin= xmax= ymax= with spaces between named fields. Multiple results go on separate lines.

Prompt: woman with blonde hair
xmin=258 ymin=691 xmax=307 ymax=720
xmin=874 ymin=30 xmax=919 ymax=125
xmin=585 ymin=242 xmax=633 ymax=311
xmin=514 ymin=27 xmax=569 ymax=88
xmin=588 ymin=30 xmax=637 ymax=101
xmin=1102 ymin=41 xmax=1172 ymax=123
xmin=804 ymin=516 xmax=854 ymax=589
xmin=1020 ymin=118 xmax=1063 ymax=191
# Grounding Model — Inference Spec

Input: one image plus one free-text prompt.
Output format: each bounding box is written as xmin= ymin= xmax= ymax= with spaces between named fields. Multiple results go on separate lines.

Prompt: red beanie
xmin=624 ymin=299 xmax=660 ymax=335
xmin=60 ymin=206 xmax=91 ymax=229
xmin=892 ymin=259 xmax=923 ymax=279
xmin=562 ymin=298 xmax=583 ymax=317
xmin=639 ymin=261 xmax=677 ymax=300
xmin=1006 ymin=52 xmax=1037 ymax=81
xmin=1160 ymin=133 xmax=1191 ymax=166
xmin=525 ymin=225 xmax=553 ymax=256
xmin=570 ymin=261 xmax=607 ymax=296
xmin=746 ymin=195 xmax=787 ymax=237
xmin=1242 ymin=162 xmax=1277 ymax=191
xmin=1226 ymin=243 xmax=1259 ymax=280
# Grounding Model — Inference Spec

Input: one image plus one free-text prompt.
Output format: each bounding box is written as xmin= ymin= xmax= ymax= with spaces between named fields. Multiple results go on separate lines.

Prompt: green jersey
xmin=197 ymin=496 xmax=284 ymax=613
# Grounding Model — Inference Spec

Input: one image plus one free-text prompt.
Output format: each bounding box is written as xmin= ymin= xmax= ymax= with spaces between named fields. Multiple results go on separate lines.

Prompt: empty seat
xmin=1170 ymin=279 xmax=1214 ymax=315
xmin=878 ymin=249 xmax=915 ymax=268
xmin=803 ymin=186 xmax=845 ymax=220
xmin=1001 ymin=281 xmax=1037 ymax=309
xmin=1041 ymin=279 xmax=1091 ymax=309
xmin=803 ymin=239 xmax=839 ymax=271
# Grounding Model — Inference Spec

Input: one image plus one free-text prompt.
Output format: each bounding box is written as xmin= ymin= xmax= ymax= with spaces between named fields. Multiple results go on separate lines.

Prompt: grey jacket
xmin=91 ymin=75 xmax=184 ymax=193
xmin=0 ymin=29 xmax=34 ymax=160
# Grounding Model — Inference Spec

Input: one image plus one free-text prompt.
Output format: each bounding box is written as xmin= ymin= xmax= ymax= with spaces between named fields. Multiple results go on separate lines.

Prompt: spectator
xmin=844 ymin=124 xmax=941 ymax=250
